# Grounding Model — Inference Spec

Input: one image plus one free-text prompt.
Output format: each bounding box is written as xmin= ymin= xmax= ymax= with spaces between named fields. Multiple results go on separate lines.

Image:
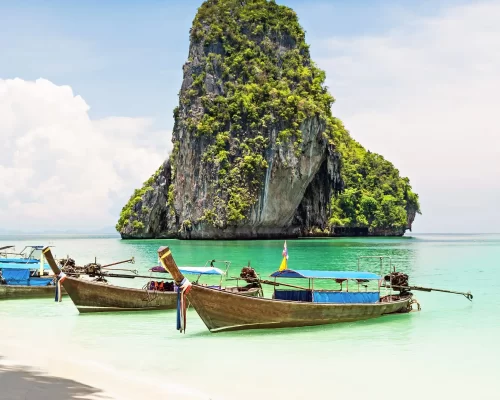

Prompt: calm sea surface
xmin=1 ymin=234 xmax=499 ymax=399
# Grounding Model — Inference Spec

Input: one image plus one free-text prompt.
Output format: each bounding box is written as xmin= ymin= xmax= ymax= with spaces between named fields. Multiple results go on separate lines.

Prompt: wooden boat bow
xmin=158 ymin=246 xmax=185 ymax=284
xmin=42 ymin=247 xmax=61 ymax=275
xmin=158 ymin=246 xmax=192 ymax=333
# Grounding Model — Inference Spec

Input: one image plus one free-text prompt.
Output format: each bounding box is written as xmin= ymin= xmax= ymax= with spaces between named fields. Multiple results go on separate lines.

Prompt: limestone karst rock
xmin=117 ymin=0 xmax=420 ymax=239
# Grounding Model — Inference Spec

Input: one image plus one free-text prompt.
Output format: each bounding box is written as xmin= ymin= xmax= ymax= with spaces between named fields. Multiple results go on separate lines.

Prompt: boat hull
xmin=61 ymin=276 xmax=177 ymax=313
xmin=187 ymin=285 xmax=413 ymax=332
xmin=0 ymin=284 xmax=63 ymax=300
xmin=61 ymin=277 xmax=261 ymax=313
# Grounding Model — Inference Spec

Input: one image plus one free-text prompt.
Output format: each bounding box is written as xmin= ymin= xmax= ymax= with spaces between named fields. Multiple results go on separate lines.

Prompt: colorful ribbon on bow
xmin=176 ymin=277 xmax=192 ymax=333
xmin=54 ymin=271 xmax=66 ymax=302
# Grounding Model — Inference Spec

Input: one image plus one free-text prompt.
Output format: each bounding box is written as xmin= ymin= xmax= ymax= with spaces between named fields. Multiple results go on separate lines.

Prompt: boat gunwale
xmin=62 ymin=275 xmax=260 ymax=296
xmin=62 ymin=275 xmax=176 ymax=295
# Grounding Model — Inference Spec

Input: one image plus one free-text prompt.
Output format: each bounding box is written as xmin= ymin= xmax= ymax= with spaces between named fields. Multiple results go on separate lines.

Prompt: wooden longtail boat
xmin=42 ymin=247 xmax=260 ymax=313
xmin=0 ymin=245 xmax=63 ymax=300
xmin=158 ymin=246 xmax=416 ymax=333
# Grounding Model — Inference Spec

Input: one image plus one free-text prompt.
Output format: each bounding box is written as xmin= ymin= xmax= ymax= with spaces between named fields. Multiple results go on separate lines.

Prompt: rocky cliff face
xmin=118 ymin=160 xmax=176 ymax=239
xmin=117 ymin=0 xmax=420 ymax=239
xmin=292 ymin=145 xmax=342 ymax=236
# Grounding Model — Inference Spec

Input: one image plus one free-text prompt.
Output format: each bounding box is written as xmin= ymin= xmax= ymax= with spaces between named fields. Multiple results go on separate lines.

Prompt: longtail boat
xmin=0 ymin=245 xmax=62 ymax=300
xmin=42 ymin=247 xmax=261 ymax=313
xmin=158 ymin=246 xmax=472 ymax=333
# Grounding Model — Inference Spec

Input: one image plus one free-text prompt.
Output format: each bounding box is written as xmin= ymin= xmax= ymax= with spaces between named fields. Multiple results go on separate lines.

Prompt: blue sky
xmin=0 ymin=0 xmax=467 ymax=127
xmin=0 ymin=0 xmax=498 ymax=233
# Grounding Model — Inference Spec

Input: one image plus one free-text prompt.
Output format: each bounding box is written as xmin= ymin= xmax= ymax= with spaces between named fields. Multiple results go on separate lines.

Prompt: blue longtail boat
xmin=0 ymin=245 xmax=59 ymax=299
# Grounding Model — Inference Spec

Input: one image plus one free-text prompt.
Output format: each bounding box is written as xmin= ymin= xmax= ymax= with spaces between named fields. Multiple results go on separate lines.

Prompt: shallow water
xmin=1 ymin=234 xmax=499 ymax=399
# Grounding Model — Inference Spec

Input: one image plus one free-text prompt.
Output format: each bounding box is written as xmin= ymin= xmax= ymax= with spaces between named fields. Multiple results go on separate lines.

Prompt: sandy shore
xmin=0 ymin=356 xmax=112 ymax=400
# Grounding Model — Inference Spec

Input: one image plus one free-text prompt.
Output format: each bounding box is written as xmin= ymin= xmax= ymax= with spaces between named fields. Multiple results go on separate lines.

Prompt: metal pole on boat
xmin=387 ymin=284 xmax=473 ymax=301
xmin=387 ymin=257 xmax=392 ymax=300
xmin=39 ymin=252 xmax=44 ymax=277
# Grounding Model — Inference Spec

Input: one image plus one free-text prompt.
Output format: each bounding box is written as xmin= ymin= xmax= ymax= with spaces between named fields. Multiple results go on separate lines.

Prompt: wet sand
xmin=0 ymin=356 xmax=112 ymax=400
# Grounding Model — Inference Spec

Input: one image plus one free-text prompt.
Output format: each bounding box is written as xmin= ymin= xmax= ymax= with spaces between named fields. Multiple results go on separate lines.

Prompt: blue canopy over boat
xmin=0 ymin=245 xmax=46 ymax=264
xmin=0 ymin=262 xmax=50 ymax=270
xmin=150 ymin=266 xmax=225 ymax=275
xmin=179 ymin=266 xmax=225 ymax=275
xmin=0 ymin=258 xmax=39 ymax=264
xmin=270 ymin=269 xmax=381 ymax=280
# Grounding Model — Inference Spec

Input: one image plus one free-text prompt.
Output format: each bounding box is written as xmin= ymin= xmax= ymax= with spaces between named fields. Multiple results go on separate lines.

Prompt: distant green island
xmin=117 ymin=0 xmax=420 ymax=239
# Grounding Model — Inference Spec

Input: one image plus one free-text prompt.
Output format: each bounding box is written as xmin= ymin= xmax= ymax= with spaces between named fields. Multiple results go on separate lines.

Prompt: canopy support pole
xmin=39 ymin=253 xmax=44 ymax=277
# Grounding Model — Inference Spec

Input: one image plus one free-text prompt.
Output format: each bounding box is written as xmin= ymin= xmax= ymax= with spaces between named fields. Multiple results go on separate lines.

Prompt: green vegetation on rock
xmin=116 ymin=165 xmax=164 ymax=232
xmin=184 ymin=0 xmax=337 ymax=223
xmin=329 ymin=119 xmax=420 ymax=231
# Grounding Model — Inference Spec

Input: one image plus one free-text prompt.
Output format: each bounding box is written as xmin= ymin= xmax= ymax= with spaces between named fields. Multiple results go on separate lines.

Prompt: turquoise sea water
xmin=1 ymin=234 xmax=499 ymax=399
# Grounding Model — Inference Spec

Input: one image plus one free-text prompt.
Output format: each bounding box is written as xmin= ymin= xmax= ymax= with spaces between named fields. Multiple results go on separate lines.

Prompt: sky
xmin=0 ymin=0 xmax=498 ymax=233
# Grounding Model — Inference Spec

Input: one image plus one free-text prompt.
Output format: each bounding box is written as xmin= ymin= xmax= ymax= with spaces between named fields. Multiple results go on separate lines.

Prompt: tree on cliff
xmin=116 ymin=0 xmax=420 ymax=239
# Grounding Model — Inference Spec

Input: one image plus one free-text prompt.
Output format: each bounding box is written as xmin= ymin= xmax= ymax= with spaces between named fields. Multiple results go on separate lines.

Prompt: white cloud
xmin=0 ymin=78 xmax=172 ymax=231
xmin=317 ymin=1 xmax=500 ymax=232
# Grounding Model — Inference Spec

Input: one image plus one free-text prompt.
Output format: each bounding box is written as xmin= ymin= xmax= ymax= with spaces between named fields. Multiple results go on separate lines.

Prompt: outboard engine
xmin=84 ymin=262 xmax=101 ymax=277
xmin=59 ymin=257 xmax=76 ymax=269
xmin=384 ymin=271 xmax=412 ymax=296
xmin=240 ymin=266 xmax=260 ymax=289
xmin=384 ymin=271 xmax=409 ymax=287
xmin=240 ymin=266 xmax=258 ymax=282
